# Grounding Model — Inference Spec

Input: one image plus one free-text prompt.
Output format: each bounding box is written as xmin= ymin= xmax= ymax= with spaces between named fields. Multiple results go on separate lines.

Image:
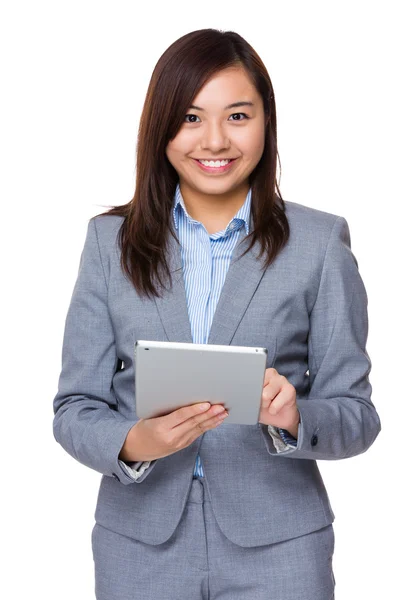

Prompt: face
xmin=165 ymin=66 xmax=266 ymax=200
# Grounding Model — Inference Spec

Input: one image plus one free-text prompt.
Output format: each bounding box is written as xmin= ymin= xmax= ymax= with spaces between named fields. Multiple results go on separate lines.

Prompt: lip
xmin=193 ymin=158 xmax=238 ymax=174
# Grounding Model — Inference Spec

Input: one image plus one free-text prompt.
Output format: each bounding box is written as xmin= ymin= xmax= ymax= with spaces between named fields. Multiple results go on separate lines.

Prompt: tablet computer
xmin=134 ymin=340 xmax=267 ymax=425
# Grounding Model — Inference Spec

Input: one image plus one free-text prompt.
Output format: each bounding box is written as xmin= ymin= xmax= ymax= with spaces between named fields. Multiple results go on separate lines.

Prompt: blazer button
xmin=311 ymin=434 xmax=318 ymax=447
xmin=112 ymin=473 xmax=120 ymax=481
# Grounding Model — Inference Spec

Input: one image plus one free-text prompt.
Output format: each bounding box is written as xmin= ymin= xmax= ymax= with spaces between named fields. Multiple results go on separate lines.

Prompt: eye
xmin=184 ymin=114 xmax=200 ymax=123
xmin=183 ymin=112 xmax=249 ymax=123
xmin=229 ymin=113 xmax=249 ymax=121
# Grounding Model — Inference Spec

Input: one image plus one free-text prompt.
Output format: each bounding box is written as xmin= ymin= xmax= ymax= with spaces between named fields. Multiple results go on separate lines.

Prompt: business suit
xmin=53 ymin=197 xmax=381 ymax=597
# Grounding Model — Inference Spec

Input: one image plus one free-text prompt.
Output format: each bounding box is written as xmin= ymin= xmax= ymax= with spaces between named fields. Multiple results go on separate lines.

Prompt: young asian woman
xmin=52 ymin=28 xmax=381 ymax=600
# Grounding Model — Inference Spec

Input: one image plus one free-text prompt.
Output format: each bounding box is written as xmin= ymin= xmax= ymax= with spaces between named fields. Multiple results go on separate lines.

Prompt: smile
xmin=193 ymin=158 xmax=237 ymax=173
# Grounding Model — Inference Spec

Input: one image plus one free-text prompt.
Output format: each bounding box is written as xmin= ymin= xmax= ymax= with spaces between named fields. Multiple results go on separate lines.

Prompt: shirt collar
xmin=172 ymin=182 xmax=251 ymax=235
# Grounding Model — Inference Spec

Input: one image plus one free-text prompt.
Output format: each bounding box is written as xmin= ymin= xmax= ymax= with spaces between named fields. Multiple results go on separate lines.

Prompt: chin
xmin=194 ymin=182 xmax=237 ymax=195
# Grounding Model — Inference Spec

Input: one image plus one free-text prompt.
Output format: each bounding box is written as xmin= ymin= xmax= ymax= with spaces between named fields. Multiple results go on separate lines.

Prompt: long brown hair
xmin=96 ymin=28 xmax=290 ymax=299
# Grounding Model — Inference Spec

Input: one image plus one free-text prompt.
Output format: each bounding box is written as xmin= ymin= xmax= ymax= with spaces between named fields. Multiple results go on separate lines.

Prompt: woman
xmin=53 ymin=28 xmax=381 ymax=599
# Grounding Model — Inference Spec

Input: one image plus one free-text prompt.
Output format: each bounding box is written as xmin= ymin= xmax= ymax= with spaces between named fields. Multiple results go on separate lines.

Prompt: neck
xmin=179 ymin=181 xmax=249 ymax=231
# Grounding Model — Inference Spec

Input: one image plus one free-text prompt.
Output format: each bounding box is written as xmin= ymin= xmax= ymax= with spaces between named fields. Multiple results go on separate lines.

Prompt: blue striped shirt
xmin=119 ymin=183 xmax=297 ymax=480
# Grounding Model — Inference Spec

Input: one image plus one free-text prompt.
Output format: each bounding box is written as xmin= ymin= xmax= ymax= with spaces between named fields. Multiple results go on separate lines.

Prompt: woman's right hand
xmin=119 ymin=402 xmax=229 ymax=462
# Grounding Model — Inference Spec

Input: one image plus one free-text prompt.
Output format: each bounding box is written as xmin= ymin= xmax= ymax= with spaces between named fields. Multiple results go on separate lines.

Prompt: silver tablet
xmin=134 ymin=340 xmax=267 ymax=425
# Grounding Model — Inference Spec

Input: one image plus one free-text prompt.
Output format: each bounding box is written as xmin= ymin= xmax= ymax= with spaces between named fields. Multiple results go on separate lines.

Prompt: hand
xmin=258 ymin=368 xmax=300 ymax=438
xmin=119 ymin=402 xmax=229 ymax=462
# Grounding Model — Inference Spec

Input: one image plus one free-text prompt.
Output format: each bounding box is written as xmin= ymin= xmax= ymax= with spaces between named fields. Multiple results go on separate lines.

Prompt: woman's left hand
xmin=258 ymin=368 xmax=300 ymax=437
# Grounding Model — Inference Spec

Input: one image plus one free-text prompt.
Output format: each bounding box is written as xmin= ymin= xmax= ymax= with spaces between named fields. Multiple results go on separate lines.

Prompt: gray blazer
xmin=53 ymin=199 xmax=381 ymax=548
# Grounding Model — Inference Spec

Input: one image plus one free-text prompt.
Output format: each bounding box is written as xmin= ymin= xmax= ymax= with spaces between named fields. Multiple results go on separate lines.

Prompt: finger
xmin=268 ymin=387 xmax=292 ymax=415
xmin=199 ymin=408 xmax=229 ymax=429
xmin=263 ymin=368 xmax=277 ymax=386
xmin=183 ymin=403 xmax=227 ymax=430
xmin=262 ymin=381 xmax=283 ymax=407
xmin=174 ymin=405 xmax=229 ymax=441
xmin=167 ymin=402 xmax=212 ymax=427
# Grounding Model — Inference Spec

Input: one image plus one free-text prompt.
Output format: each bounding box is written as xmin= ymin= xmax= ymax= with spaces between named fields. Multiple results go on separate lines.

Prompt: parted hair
xmin=97 ymin=28 xmax=290 ymax=299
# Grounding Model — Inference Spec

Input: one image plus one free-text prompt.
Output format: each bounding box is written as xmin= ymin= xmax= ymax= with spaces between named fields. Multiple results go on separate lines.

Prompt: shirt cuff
xmin=277 ymin=427 xmax=298 ymax=446
xmin=118 ymin=460 xmax=152 ymax=480
xmin=268 ymin=426 xmax=298 ymax=452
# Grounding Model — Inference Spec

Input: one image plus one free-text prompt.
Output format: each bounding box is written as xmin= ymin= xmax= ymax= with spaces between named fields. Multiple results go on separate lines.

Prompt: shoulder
xmin=283 ymin=199 xmax=342 ymax=230
xmin=283 ymin=199 xmax=350 ymax=253
xmin=88 ymin=214 xmax=125 ymax=247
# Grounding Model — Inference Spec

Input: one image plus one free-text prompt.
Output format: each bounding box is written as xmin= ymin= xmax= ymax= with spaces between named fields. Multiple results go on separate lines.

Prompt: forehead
xmin=191 ymin=67 xmax=260 ymax=107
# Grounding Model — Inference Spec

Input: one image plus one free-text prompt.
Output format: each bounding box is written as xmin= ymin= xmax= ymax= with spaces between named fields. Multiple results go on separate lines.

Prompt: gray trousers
xmin=92 ymin=476 xmax=336 ymax=599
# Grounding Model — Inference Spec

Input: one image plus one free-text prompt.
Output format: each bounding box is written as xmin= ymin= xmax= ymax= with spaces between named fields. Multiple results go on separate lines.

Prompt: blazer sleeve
xmin=261 ymin=216 xmax=381 ymax=460
xmin=52 ymin=218 xmax=156 ymax=485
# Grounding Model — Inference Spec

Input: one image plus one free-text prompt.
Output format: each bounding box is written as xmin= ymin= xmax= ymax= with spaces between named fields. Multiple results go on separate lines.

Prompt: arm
xmin=52 ymin=218 xmax=156 ymax=484
xmin=261 ymin=216 xmax=381 ymax=460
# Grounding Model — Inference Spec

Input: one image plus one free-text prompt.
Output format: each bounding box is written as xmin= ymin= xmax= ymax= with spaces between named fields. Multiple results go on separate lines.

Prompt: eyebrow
xmin=188 ymin=101 xmax=254 ymax=111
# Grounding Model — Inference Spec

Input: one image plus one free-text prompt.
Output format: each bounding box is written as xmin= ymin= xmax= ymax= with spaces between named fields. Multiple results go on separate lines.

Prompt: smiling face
xmin=165 ymin=66 xmax=266 ymax=215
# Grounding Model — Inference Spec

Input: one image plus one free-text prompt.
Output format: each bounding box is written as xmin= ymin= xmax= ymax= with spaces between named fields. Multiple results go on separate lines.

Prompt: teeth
xmin=198 ymin=159 xmax=231 ymax=167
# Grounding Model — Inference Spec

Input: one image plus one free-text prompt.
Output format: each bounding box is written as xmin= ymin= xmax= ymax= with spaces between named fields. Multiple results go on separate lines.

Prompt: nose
xmin=200 ymin=120 xmax=231 ymax=153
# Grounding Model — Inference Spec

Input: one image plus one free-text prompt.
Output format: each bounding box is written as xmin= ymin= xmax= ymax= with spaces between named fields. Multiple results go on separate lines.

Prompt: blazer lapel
xmin=153 ymin=215 xmax=268 ymax=347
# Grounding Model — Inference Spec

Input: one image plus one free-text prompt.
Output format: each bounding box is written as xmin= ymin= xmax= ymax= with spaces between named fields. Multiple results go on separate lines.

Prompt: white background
xmin=1 ymin=1 xmax=413 ymax=598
